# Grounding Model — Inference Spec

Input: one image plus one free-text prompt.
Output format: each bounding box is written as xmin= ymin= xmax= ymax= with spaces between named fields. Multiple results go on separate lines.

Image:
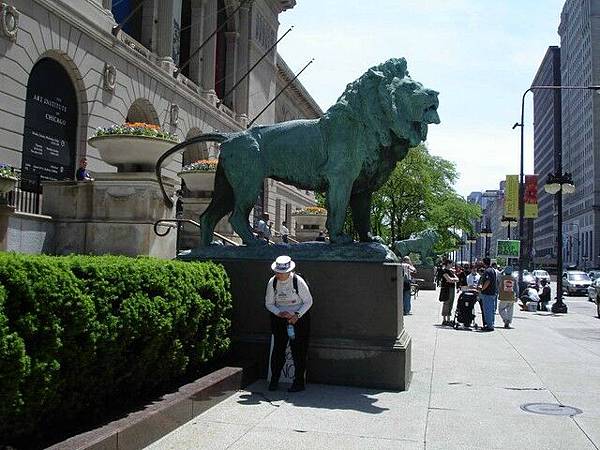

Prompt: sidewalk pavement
xmin=147 ymin=289 xmax=600 ymax=450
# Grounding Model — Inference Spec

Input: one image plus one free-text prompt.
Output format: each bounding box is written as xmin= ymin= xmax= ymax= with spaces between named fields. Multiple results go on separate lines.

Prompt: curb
xmin=47 ymin=366 xmax=248 ymax=450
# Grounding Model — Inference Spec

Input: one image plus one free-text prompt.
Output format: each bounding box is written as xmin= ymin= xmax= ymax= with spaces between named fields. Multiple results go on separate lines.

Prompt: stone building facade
xmin=0 ymin=0 xmax=320 ymax=254
xmin=558 ymin=0 xmax=600 ymax=268
xmin=532 ymin=46 xmax=562 ymax=264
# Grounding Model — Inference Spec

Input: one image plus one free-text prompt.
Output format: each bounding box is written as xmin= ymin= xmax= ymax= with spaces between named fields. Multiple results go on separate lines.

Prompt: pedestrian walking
xmin=402 ymin=256 xmax=416 ymax=315
xmin=538 ymin=279 xmax=551 ymax=311
xmin=478 ymin=257 xmax=498 ymax=331
xmin=265 ymin=255 xmax=313 ymax=392
xmin=439 ymin=259 xmax=459 ymax=326
xmin=256 ymin=213 xmax=272 ymax=242
xmin=457 ymin=265 xmax=468 ymax=290
xmin=281 ymin=221 xmax=290 ymax=243
xmin=435 ymin=263 xmax=444 ymax=287
xmin=497 ymin=267 xmax=518 ymax=328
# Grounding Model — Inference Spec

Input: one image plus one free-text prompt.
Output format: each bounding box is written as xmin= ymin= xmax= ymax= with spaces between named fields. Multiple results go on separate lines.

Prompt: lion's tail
xmin=156 ymin=133 xmax=228 ymax=208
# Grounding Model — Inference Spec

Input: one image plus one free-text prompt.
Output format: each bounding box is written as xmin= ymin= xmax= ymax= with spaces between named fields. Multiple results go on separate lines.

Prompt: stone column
xmin=235 ymin=1 xmax=251 ymax=115
xmin=223 ymin=31 xmax=239 ymax=108
xmin=188 ymin=0 xmax=205 ymax=84
xmin=201 ymin=0 xmax=217 ymax=95
xmin=156 ymin=0 xmax=182 ymax=69
xmin=140 ymin=0 xmax=156 ymax=51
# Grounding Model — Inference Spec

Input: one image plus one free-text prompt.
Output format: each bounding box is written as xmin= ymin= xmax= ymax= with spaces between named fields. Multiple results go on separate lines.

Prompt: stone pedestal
xmin=188 ymin=257 xmax=411 ymax=390
xmin=42 ymin=173 xmax=176 ymax=258
xmin=179 ymin=195 xmax=237 ymax=249
xmin=415 ymin=266 xmax=436 ymax=290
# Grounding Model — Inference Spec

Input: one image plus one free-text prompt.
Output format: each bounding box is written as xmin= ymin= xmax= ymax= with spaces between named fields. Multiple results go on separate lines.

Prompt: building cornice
xmin=276 ymin=53 xmax=323 ymax=118
xmin=31 ymin=0 xmax=243 ymax=131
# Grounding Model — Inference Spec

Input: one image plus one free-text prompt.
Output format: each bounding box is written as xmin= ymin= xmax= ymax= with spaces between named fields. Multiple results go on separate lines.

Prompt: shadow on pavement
xmin=237 ymin=384 xmax=390 ymax=414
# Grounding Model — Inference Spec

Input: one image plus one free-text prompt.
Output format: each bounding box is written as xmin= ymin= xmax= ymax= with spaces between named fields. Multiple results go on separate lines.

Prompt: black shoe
xmin=268 ymin=380 xmax=279 ymax=391
xmin=288 ymin=383 xmax=305 ymax=392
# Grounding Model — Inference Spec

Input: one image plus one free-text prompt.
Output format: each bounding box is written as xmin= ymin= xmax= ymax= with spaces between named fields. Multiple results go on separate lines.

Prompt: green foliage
xmin=329 ymin=145 xmax=481 ymax=253
xmin=0 ymin=253 xmax=231 ymax=444
xmin=92 ymin=123 xmax=178 ymax=142
xmin=0 ymin=164 xmax=19 ymax=180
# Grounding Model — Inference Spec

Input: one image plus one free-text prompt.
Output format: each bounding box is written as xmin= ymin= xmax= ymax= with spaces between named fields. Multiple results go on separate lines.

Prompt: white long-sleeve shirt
xmin=466 ymin=273 xmax=480 ymax=288
xmin=265 ymin=273 xmax=313 ymax=317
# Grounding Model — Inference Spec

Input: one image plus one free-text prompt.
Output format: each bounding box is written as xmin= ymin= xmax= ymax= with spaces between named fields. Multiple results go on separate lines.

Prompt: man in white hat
xmin=265 ymin=255 xmax=313 ymax=392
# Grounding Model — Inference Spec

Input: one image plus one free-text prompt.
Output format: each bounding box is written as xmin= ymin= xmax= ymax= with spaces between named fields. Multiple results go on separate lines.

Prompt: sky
xmin=277 ymin=0 xmax=566 ymax=197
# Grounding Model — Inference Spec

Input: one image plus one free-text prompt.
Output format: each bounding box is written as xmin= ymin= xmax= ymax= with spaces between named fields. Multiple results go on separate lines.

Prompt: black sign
xmin=21 ymin=58 xmax=77 ymax=185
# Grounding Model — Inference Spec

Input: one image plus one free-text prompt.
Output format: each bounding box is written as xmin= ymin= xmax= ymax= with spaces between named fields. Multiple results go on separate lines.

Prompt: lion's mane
xmin=323 ymin=58 xmax=418 ymax=166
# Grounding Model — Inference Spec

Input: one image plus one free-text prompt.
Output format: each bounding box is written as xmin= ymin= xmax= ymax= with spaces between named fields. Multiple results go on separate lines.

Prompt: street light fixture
xmin=459 ymin=240 xmax=466 ymax=266
xmin=480 ymin=226 xmax=493 ymax=257
xmin=500 ymin=216 xmax=518 ymax=239
xmin=466 ymin=235 xmax=476 ymax=265
xmin=514 ymin=84 xmax=600 ymax=295
xmin=543 ymin=171 xmax=575 ymax=314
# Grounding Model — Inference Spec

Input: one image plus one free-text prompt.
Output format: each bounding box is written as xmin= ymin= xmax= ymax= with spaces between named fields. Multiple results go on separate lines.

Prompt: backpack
xmin=272 ymin=272 xmax=308 ymax=295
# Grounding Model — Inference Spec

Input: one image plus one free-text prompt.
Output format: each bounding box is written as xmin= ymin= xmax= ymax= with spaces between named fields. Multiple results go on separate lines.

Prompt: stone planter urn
xmin=178 ymin=160 xmax=218 ymax=192
xmin=292 ymin=207 xmax=328 ymax=241
xmin=88 ymin=135 xmax=177 ymax=171
xmin=0 ymin=175 xmax=17 ymax=194
xmin=88 ymin=124 xmax=179 ymax=172
xmin=177 ymin=170 xmax=216 ymax=192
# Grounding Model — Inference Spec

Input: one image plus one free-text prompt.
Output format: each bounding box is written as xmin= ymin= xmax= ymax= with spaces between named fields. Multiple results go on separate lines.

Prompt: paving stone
xmin=145 ymin=288 xmax=600 ymax=449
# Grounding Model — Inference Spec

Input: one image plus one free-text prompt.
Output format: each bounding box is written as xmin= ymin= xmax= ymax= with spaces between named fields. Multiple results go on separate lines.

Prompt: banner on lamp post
xmin=504 ymin=175 xmax=519 ymax=218
xmin=524 ymin=174 xmax=539 ymax=219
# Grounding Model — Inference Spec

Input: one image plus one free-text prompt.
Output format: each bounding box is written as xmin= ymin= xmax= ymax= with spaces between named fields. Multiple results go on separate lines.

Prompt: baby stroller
xmin=454 ymin=289 xmax=479 ymax=330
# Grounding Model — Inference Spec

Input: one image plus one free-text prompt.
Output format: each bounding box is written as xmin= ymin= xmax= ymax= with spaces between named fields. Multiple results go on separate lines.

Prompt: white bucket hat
xmin=271 ymin=255 xmax=296 ymax=273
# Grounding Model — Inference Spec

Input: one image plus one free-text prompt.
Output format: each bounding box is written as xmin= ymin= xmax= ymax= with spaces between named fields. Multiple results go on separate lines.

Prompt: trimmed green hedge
xmin=0 ymin=253 xmax=232 ymax=444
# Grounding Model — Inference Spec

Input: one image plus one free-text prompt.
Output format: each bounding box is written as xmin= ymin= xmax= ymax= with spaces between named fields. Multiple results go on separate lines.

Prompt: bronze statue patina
xmin=157 ymin=58 xmax=440 ymax=246
xmin=393 ymin=230 xmax=441 ymax=267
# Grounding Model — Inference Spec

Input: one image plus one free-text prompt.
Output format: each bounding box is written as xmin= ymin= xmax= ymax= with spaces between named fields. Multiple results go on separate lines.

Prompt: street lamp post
xmin=480 ymin=226 xmax=493 ymax=258
xmin=570 ymin=222 xmax=580 ymax=269
xmin=466 ymin=235 xmax=476 ymax=265
xmin=513 ymin=84 xmax=600 ymax=290
xmin=501 ymin=216 xmax=518 ymax=240
xmin=544 ymin=171 xmax=575 ymax=313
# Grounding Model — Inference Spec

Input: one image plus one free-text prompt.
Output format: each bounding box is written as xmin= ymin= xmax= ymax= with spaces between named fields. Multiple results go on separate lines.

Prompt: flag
xmin=504 ymin=175 xmax=519 ymax=218
xmin=524 ymin=175 xmax=539 ymax=219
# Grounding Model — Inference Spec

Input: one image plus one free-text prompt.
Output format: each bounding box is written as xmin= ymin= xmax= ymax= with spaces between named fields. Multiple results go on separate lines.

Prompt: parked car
xmin=586 ymin=278 xmax=600 ymax=318
xmin=588 ymin=270 xmax=600 ymax=281
xmin=512 ymin=270 xmax=538 ymax=290
xmin=532 ymin=269 xmax=551 ymax=285
xmin=562 ymin=271 xmax=592 ymax=296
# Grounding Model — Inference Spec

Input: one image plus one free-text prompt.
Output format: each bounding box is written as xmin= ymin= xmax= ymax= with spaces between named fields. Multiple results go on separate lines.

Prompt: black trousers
xmin=270 ymin=312 xmax=310 ymax=385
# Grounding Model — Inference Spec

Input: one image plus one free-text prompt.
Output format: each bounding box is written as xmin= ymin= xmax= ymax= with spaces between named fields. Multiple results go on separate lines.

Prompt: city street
xmin=147 ymin=287 xmax=600 ymax=450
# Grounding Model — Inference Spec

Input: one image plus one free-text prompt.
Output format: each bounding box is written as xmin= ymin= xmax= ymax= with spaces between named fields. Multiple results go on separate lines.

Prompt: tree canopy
xmin=327 ymin=144 xmax=481 ymax=255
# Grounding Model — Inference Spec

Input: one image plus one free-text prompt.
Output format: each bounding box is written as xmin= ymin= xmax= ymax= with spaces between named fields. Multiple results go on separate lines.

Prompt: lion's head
xmin=328 ymin=58 xmax=440 ymax=150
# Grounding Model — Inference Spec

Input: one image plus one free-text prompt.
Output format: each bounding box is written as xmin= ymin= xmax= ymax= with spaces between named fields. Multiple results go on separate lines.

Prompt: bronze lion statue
xmin=393 ymin=230 xmax=441 ymax=267
xmin=157 ymin=58 xmax=440 ymax=246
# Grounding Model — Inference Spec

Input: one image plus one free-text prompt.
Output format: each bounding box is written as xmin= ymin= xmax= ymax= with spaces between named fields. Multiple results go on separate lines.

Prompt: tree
xmin=317 ymin=144 xmax=481 ymax=252
xmin=373 ymin=144 xmax=458 ymax=242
